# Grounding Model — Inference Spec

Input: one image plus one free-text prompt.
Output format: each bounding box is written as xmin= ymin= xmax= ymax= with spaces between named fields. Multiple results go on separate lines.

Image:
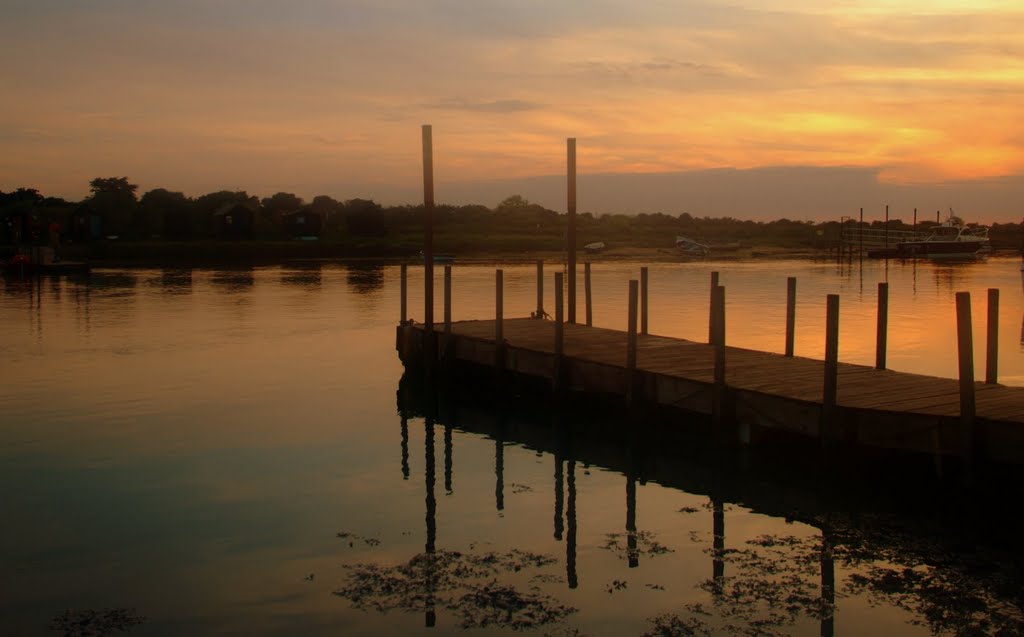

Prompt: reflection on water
xmin=346 ymin=262 xmax=385 ymax=294
xmin=384 ymin=372 xmax=1024 ymax=636
xmin=2 ymin=259 xmax=1024 ymax=636
xmin=281 ymin=262 xmax=322 ymax=287
xmin=209 ymin=266 xmax=255 ymax=291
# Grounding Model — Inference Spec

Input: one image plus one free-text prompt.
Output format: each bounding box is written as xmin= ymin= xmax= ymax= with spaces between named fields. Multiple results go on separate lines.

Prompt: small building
xmin=282 ymin=208 xmax=323 ymax=238
xmin=212 ymin=202 xmax=255 ymax=238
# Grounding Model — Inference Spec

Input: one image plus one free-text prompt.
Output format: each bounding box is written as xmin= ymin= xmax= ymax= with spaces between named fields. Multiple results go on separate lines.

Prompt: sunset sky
xmin=2 ymin=0 xmax=1023 ymax=220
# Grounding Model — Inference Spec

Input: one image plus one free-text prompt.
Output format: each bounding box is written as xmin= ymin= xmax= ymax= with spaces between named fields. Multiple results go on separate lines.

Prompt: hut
xmin=70 ymin=205 xmax=103 ymax=242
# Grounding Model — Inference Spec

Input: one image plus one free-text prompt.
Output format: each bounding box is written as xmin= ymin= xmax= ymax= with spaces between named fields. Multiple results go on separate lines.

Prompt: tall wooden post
xmin=626 ymin=280 xmax=639 ymax=404
xmin=913 ymin=207 xmax=917 ymax=233
xmin=785 ymin=277 xmax=796 ymax=357
xmin=712 ymin=285 xmax=727 ymax=429
xmin=554 ymin=272 xmax=564 ymax=391
xmin=443 ymin=265 xmax=452 ymax=364
xmin=495 ymin=269 xmax=504 ymax=371
xmin=535 ymin=259 xmax=544 ymax=319
xmin=640 ymin=266 xmax=649 ymax=336
xmin=876 ymin=282 xmax=888 ymax=370
xmin=955 ymin=292 xmax=976 ymax=478
xmin=400 ymin=263 xmax=408 ymax=325
xmin=822 ymin=295 xmax=840 ymax=447
xmin=584 ymin=262 xmax=593 ymax=327
xmin=708 ymin=271 xmax=719 ymax=343
xmin=443 ymin=265 xmax=452 ymax=332
xmin=422 ymin=125 xmax=434 ymax=334
xmin=567 ymin=138 xmax=577 ymax=324
xmin=986 ymin=288 xmax=999 ymax=384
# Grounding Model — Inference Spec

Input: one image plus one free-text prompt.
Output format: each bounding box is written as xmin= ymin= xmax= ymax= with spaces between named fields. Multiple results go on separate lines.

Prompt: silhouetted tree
xmin=345 ymin=198 xmax=387 ymax=237
xmin=88 ymin=177 xmax=138 ymax=236
xmin=138 ymin=188 xmax=193 ymax=238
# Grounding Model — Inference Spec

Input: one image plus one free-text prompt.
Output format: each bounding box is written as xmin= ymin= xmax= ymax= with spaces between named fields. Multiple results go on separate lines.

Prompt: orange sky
xmin=2 ymin=0 xmax=1023 ymax=219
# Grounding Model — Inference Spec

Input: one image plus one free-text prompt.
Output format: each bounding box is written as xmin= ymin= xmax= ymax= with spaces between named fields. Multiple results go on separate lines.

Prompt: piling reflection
xmin=364 ymin=370 xmax=1024 ymax=636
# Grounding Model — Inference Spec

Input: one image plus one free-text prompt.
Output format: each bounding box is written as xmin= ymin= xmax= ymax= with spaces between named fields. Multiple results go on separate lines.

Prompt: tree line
xmin=2 ymin=178 xmax=1022 ymax=251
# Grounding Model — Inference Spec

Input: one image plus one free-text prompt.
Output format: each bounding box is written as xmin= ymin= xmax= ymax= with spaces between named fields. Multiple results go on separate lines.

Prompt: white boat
xmin=897 ymin=213 xmax=990 ymax=259
xmin=583 ymin=241 xmax=606 ymax=254
xmin=675 ymin=236 xmax=709 ymax=256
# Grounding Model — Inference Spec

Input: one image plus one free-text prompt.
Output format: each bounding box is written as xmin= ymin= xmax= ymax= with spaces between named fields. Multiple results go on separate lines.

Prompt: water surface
xmin=2 ymin=257 xmax=1023 ymax=636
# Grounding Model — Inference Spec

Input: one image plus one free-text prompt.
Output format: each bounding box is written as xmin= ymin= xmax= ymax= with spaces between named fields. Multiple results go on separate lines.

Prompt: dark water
xmin=2 ymin=258 xmax=1023 ymax=636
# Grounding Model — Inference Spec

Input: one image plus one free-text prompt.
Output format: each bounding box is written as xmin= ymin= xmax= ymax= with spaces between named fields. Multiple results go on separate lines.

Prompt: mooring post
xmin=785 ymin=277 xmax=796 ymax=357
xmin=884 ymin=204 xmax=889 ymax=248
xmin=535 ymin=259 xmax=544 ymax=319
xmin=822 ymin=294 xmax=840 ymax=447
xmin=495 ymin=269 xmax=504 ymax=371
xmin=708 ymin=271 xmax=719 ymax=343
xmin=584 ymin=262 xmax=593 ymax=327
xmin=859 ymin=207 xmax=864 ymax=255
xmin=400 ymin=262 xmax=408 ymax=325
xmin=554 ymin=272 xmax=565 ymax=391
xmin=567 ymin=138 xmax=577 ymax=325
xmin=955 ymin=292 xmax=976 ymax=480
xmin=876 ymin=282 xmax=889 ymax=370
xmin=712 ymin=285 xmax=727 ymax=430
xmin=443 ymin=265 xmax=452 ymax=365
xmin=626 ymin=280 xmax=639 ymax=404
xmin=640 ymin=266 xmax=649 ymax=336
xmin=987 ymin=288 xmax=999 ymax=384
xmin=422 ymin=125 xmax=436 ymax=369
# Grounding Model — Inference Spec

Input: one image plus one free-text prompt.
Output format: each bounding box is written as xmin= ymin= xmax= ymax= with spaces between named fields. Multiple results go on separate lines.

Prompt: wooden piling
xmin=554 ymin=272 xmax=564 ymax=391
xmin=708 ymin=271 xmax=719 ymax=343
xmin=495 ymin=269 xmax=504 ymax=370
xmin=876 ymin=282 xmax=888 ymax=370
xmin=859 ymin=208 xmax=863 ymax=255
xmin=567 ymin=138 xmax=577 ymax=325
xmin=584 ymin=262 xmax=593 ymax=327
xmin=400 ymin=263 xmax=408 ymax=325
xmin=956 ymin=292 xmax=976 ymax=476
xmin=884 ymin=204 xmax=889 ymax=248
xmin=422 ymin=125 xmax=434 ymax=333
xmin=640 ymin=266 xmax=649 ymax=336
xmin=712 ymin=285 xmax=727 ymax=428
xmin=443 ymin=265 xmax=452 ymax=332
xmin=987 ymin=288 xmax=999 ymax=384
xmin=535 ymin=259 xmax=544 ymax=319
xmin=785 ymin=277 xmax=796 ymax=357
xmin=626 ymin=280 xmax=638 ymax=403
xmin=822 ymin=294 xmax=840 ymax=446
xmin=443 ymin=265 xmax=452 ymax=364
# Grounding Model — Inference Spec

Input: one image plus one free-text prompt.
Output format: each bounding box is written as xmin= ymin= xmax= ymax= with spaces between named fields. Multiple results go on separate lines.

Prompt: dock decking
xmin=398 ymin=318 xmax=1024 ymax=463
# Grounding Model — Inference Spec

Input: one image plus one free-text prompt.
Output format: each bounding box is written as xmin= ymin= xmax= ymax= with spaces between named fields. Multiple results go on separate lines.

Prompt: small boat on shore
xmin=896 ymin=214 xmax=989 ymax=259
xmin=583 ymin=241 xmax=606 ymax=254
xmin=675 ymin=236 xmax=709 ymax=257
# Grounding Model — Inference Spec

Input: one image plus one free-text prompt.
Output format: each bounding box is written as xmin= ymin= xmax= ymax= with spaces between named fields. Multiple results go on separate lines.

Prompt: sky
xmin=2 ymin=0 xmax=1023 ymax=221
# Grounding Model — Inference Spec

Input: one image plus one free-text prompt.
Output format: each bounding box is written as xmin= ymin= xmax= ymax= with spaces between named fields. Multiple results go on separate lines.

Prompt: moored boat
xmin=675 ymin=236 xmax=709 ymax=257
xmin=896 ymin=214 xmax=989 ymax=259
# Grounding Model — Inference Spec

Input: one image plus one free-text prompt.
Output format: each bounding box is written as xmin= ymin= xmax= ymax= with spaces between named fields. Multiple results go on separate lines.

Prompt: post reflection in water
xmin=424 ymin=417 xmax=437 ymax=628
xmin=495 ymin=416 xmax=505 ymax=512
xmin=820 ymin=524 xmax=836 ymax=637
xmin=566 ymin=458 xmax=578 ymax=590
xmin=626 ymin=468 xmax=638 ymax=569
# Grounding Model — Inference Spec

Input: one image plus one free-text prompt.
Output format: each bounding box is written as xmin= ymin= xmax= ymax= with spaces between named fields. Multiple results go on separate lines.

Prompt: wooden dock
xmin=397 ymin=317 xmax=1024 ymax=464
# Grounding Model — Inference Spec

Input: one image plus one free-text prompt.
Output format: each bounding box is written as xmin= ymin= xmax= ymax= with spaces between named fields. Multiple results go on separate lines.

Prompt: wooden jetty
xmin=397 ymin=314 xmax=1024 ymax=464
xmin=399 ymin=125 xmax=1024 ymax=467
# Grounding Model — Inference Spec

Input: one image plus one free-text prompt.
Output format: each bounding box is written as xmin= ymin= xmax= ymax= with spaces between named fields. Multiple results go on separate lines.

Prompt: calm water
xmin=3 ymin=257 xmax=1024 ymax=636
